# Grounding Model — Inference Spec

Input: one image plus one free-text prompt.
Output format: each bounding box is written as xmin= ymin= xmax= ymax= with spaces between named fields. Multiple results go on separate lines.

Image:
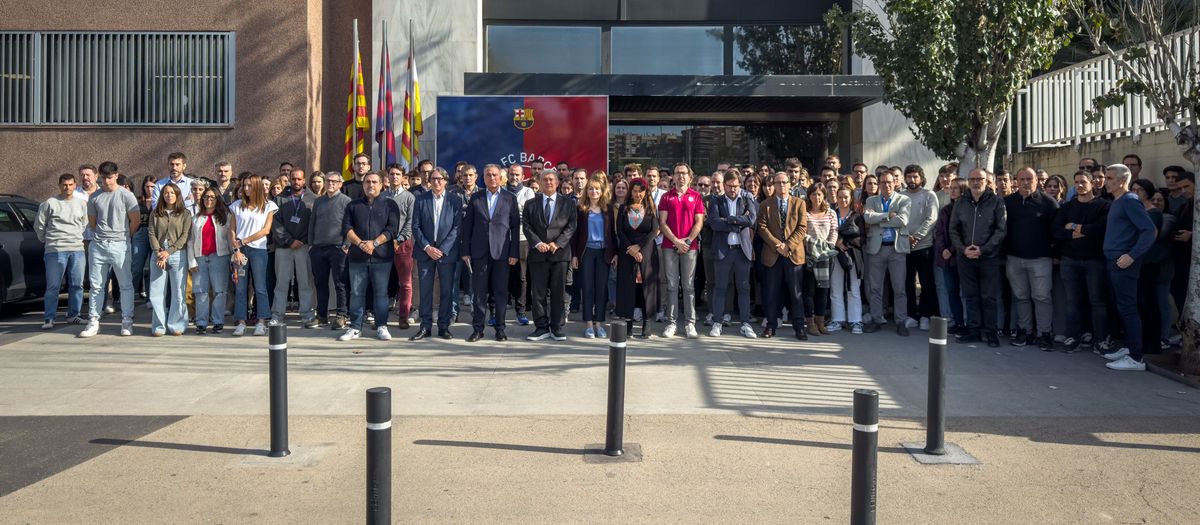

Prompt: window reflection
xmin=611 ymin=26 xmax=724 ymax=75
xmin=487 ymin=26 xmax=602 ymax=74
xmin=733 ymin=26 xmax=844 ymax=75
xmin=609 ymin=123 xmax=839 ymax=176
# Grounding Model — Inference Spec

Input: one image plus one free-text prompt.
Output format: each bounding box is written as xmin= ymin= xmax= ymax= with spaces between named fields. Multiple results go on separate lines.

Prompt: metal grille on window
xmin=0 ymin=31 xmax=235 ymax=126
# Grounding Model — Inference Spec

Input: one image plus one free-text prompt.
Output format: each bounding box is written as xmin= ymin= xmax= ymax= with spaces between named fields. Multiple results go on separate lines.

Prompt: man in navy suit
xmin=410 ymin=169 xmax=462 ymax=340
xmin=707 ymin=170 xmax=759 ymax=338
xmin=523 ymin=170 xmax=578 ymax=341
xmin=460 ymin=164 xmax=521 ymax=342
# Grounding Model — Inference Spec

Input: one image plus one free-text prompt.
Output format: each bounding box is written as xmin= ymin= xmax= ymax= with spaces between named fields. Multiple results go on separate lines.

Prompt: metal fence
xmin=0 ymin=31 xmax=235 ymax=126
xmin=1009 ymin=25 xmax=1198 ymax=153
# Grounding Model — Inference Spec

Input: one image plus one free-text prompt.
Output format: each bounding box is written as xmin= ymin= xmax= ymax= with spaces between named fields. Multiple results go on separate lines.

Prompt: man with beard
xmin=902 ymin=165 xmax=939 ymax=331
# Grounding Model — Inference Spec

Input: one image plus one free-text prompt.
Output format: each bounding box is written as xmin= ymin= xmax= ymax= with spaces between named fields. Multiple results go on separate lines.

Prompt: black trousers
xmin=472 ymin=256 xmax=510 ymax=332
xmin=529 ymin=259 xmax=568 ymax=331
xmin=957 ymin=256 xmax=1003 ymax=333
xmin=905 ymin=247 xmax=938 ymax=319
xmin=762 ymin=259 xmax=805 ymax=333
xmin=310 ymin=245 xmax=348 ymax=318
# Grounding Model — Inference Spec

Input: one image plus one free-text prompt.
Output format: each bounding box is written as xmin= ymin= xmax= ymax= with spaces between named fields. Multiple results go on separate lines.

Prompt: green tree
xmin=826 ymin=1 xmax=1070 ymax=174
xmin=734 ymin=25 xmax=844 ymax=75
xmin=1068 ymin=0 xmax=1200 ymax=371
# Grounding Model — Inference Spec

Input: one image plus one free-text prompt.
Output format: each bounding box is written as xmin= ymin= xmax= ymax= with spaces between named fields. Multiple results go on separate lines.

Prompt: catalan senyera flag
xmin=375 ymin=23 xmax=396 ymax=169
xmin=400 ymin=21 xmax=422 ymax=170
xmin=342 ymin=24 xmax=370 ymax=181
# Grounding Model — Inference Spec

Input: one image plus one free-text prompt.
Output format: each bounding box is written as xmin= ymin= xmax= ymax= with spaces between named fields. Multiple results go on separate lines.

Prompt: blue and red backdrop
xmin=435 ymin=96 xmax=608 ymax=179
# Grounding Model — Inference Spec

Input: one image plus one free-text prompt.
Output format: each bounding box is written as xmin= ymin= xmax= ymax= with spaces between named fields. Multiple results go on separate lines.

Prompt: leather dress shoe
xmin=467 ymin=331 xmax=484 ymax=342
xmin=438 ymin=328 xmax=453 ymax=340
xmin=409 ymin=328 xmax=430 ymax=341
xmin=762 ymin=327 xmax=776 ymax=338
xmin=396 ymin=319 xmax=410 ymax=330
xmin=495 ymin=331 xmax=508 ymax=341
xmin=795 ymin=330 xmax=808 ymax=341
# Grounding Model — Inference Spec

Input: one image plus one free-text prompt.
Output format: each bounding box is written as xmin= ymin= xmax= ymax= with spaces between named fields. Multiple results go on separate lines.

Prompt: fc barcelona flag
xmin=436 ymin=96 xmax=608 ymax=179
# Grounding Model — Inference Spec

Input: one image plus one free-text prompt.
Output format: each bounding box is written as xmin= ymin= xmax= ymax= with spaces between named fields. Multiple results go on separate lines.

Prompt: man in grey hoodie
xmin=902 ymin=164 xmax=939 ymax=331
xmin=35 ymin=173 xmax=89 ymax=329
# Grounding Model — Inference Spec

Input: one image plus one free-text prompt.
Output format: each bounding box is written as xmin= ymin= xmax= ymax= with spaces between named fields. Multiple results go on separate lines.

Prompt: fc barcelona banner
xmin=436 ymin=96 xmax=608 ymax=177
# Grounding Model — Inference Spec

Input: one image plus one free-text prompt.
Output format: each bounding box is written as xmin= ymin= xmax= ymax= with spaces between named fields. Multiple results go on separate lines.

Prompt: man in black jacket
xmin=949 ymin=168 xmax=1007 ymax=347
xmin=523 ymin=170 xmax=577 ymax=341
xmin=1004 ymin=167 xmax=1059 ymax=350
xmin=1053 ymin=171 xmax=1110 ymax=352
xmin=271 ymin=168 xmax=317 ymax=328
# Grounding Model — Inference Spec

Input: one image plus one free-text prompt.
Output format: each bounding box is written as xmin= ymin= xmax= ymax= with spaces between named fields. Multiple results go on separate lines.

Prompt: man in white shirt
xmin=505 ymin=163 xmax=536 ymax=326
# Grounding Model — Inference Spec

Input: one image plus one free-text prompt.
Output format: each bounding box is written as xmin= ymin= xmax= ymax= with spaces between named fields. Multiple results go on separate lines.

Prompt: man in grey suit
xmin=461 ymin=164 xmax=521 ymax=342
xmin=707 ymin=170 xmax=759 ymax=338
xmin=524 ymin=170 xmax=577 ymax=341
xmin=863 ymin=171 xmax=912 ymax=335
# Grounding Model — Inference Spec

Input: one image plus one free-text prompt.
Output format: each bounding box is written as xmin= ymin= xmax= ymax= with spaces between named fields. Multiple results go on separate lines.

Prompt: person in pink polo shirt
xmin=657 ymin=162 xmax=706 ymax=338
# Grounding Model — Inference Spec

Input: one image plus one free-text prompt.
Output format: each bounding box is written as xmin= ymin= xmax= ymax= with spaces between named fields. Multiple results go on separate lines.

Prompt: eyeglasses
xmin=429 ymin=176 xmax=445 ymax=182
xmin=697 ymin=183 xmax=710 ymax=187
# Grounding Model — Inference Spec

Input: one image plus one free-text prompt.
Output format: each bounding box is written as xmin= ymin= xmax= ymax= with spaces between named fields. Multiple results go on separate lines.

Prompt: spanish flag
xmin=400 ymin=19 xmax=423 ymax=170
xmin=342 ymin=20 xmax=370 ymax=180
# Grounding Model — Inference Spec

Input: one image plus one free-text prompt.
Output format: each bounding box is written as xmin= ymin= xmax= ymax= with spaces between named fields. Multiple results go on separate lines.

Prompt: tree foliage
xmin=826 ymin=1 xmax=1070 ymax=167
xmin=734 ymin=25 xmax=844 ymax=75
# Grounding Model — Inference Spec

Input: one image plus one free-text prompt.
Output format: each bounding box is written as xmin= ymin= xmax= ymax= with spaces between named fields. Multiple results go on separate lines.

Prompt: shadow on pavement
xmin=713 ymin=434 xmax=910 ymax=454
xmin=89 ymin=438 xmax=268 ymax=456
xmin=413 ymin=439 xmax=599 ymax=456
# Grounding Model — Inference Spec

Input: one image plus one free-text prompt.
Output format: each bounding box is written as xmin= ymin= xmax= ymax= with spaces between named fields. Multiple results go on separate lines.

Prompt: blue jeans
xmin=933 ymin=265 xmax=963 ymax=328
xmin=44 ymin=250 xmax=85 ymax=322
xmin=234 ymin=247 xmax=270 ymax=322
xmin=130 ymin=227 xmax=151 ymax=295
xmin=87 ymin=240 xmax=134 ymax=321
xmin=150 ymin=250 xmax=188 ymax=334
xmin=349 ymin=260 xmax=391 ymax=330
xmin=193 ymin=253 xmax=231 ymax=327
xmin=1108 ymin=258 xmax=1143 ymax=360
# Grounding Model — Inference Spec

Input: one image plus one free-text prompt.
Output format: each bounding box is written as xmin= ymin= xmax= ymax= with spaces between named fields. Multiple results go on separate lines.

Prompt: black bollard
xmin=604 ymin=321 xmax=629 ymax=457
xmin=366 ymin=387 xmax=392 ymax=525
xmin=925 ymin=317 xmax=948 ymax=456
xmin=851 ymin=389 xmax=878 ymax=525
xmin=268 ymin=324 xmax=290 ymax=458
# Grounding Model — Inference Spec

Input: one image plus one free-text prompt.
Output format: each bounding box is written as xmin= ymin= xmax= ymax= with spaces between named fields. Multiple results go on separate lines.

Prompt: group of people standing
xmin=33 ymin=151 xmax=1193 ymax=372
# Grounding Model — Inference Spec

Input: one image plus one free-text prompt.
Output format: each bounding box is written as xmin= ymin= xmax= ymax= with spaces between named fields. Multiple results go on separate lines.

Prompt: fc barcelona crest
xmin=513 ymin=108 xmax=535 ymax=130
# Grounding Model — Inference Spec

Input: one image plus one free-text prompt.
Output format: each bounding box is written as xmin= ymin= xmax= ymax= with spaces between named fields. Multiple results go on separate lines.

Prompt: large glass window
xmin=733 ymin=26 xmax=844 ymax=75
xmin=487 ymin=26 xmax=602 ymax=74
xmin=610 ymin=123 xmax=839 ymax=177
xmin=611 ymin=26 xmax=724 ymax=75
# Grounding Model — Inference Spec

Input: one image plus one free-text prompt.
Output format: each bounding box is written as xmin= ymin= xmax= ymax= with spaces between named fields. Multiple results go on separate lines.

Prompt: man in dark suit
xmin=460 ymin=164 xmax=520 ymax=342
xmin=523 ymin=170 xmax=578 ymax=341
xmin=757 ymin=172 xmax=809 ymax=340
xmin=707 ymin=170 xmax=759 ymax=338
xmin=410 ymin=169 xmax=462 ymax=340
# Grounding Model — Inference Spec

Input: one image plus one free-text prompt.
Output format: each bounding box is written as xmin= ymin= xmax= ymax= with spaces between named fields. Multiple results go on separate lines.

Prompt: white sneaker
xmin=684 ymin=324 xmax=699 ymax=339
xmin=1105 ymin=355 xmax=1146 ymax=371
xmin=739 ymin=323 xmax=757 ymax=339
xmin=722 ymin=314 xmax=731 ymax=325
xmin=253 ymin=321 xmax=267 ymax=336
xmin=662 ymin=322 xmax=677 ymax=338
xmin=120 ymin=319 xmax=133 ymax=337
xmin=79 ymin=320 xmax=100 ymax=338
xmin=596 ymin=326 xmax=607 ymax=339
xmin=1102 ymin=347 xmax=1130 ymax=361
xmin=850 ymin=322 xmax=864 ymax=335
xmin=919 ymin=317 xmax=930 ymax=331
xmin=905 ymin=317 xmax=919 ymax=329
xmin=41 ymin=320 xmax=54 ymax=330
xmin=584 ymin=327 xmax=596 ymax=339
xmin=632 ymin=308 xmax=643 ymax=322
xmin=103 ymin=305 xmax=115 ymax=315
xmin=376 ymin=326 xmax=392 ymax=341
xmin=825 ymin=320 xmax=843 ymax=333
xmin=338 ymin=328 xmax=361 ymax=341
xmin=709 ymin=324 xmax=722 ymax=337
xmin=462 ymin=294 xmax=473 ymax=307
xmin=232 ymin=323 xmax=247 ymax=336
xmin=267 ymin=318 xmax=281 ymax=327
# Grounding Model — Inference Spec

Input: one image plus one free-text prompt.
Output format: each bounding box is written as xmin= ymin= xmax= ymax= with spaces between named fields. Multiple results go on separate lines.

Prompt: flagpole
xmin=353 ymin=19 xmax=362 ymax=162
xmin=409 ymin=18 xmax=416 ymax=166
xmin=378 ymin=20 xmax=386 ymax=170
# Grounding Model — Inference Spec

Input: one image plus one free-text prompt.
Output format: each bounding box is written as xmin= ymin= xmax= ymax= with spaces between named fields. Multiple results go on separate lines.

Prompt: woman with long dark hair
xmin=828 ymin=187 xmax=866 ymax=334
xmin=148 ymin=183 xmax=194 ymax=336
xmin=803 ymin=182 xmax=838 ymax=336
xmin=132 ymin=174 xmax=156 ymax=298
xmin=189 ymin=188 xmax=234 ymax=334
xmin=229 ymin=174 xmax=279 ymax=336
xmin=614 ymin=177 xmax=660 ymax=337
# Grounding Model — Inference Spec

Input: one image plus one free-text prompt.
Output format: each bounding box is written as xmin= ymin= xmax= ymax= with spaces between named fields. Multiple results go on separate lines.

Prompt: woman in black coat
xmin=614 ymin=177 xmax=660 ymax=338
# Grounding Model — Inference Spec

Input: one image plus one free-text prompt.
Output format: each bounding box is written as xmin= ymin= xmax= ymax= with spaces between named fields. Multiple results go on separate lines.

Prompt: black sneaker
xmin=986 ymin=332 xmax=1001 ymax=348
xmin=194 ymin=326 xmax=207 ymax=335
xmin=862 ymin=321 xmax=881 ymax=333
xmin=212 ymin=324 xmax=224 ymax=334
xmin=1038 ymin=333 xmax=1055 ymax=352
xmin=956 ymin=331 xmax=982 ymax=344
xmin=1010 ymin=331 xmax=1028 ymax=347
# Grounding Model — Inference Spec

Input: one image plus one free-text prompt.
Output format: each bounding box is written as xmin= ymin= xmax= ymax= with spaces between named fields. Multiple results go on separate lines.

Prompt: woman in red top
xmin=188 ymin=188 xmax=235 ymax=334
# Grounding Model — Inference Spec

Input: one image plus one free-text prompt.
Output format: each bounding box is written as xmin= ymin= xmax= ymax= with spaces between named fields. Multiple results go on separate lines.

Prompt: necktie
xmin=544 ymin=197 xmax=552 ymax=222
xmin=433 ymin=198 xmax=440 ymax=240
xmin=779 ymin=197 xmax=787 ymax=228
